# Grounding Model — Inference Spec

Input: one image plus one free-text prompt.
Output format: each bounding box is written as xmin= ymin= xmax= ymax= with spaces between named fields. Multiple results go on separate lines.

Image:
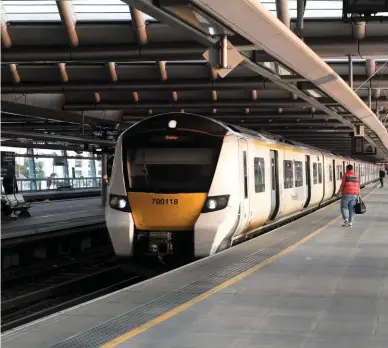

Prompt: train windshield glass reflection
xmin=127 ymin=147 xmax=217 ymax=193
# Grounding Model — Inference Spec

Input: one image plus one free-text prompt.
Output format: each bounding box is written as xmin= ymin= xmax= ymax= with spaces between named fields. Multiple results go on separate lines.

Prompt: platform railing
xmin=1 ymin=177 xmax=102 ymax=193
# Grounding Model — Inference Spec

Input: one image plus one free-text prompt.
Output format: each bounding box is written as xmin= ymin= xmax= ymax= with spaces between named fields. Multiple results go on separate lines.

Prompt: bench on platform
xmin=1 ymin=193 xmax=31 ymax=218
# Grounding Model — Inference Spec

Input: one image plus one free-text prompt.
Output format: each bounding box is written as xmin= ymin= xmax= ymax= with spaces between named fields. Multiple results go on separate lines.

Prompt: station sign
xmin=1 ymin=151 xmax=16 ymax=179
xmin=53 ymin=157 xmax=66 ymax=166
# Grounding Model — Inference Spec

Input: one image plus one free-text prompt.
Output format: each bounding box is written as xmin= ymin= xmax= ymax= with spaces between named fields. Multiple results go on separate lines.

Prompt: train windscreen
xmin=122 ymin=130 xmax=223 ymax=193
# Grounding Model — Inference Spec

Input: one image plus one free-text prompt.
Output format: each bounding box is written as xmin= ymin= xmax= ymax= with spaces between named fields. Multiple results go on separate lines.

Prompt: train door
xmin=269 ymin=150 xmax=280 ymax=220
xmin=303 ymin=155 xmax=311 ymax=208
xmin=332 ymin=159 xmax=336 ymax=196
xmin=237 ymin=138 xmax=250 ymax=233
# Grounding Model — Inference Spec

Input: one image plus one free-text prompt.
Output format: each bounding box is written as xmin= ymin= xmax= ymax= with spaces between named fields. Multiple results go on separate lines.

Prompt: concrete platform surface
xmin=1 ymin=182 xmax=387 ymax=348
xmin=1 ymin=197 xmax=105 ymax=240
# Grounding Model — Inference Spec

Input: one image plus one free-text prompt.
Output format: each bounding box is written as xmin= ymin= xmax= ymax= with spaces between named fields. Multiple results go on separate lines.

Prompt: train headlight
xmin=207 ymin=199 xmax=217 ymax=210
xmin=109 ymin=195 xmax=131 ymax=212
xmin=202 ymin=195 xmax=230 ymax=213
xmin=118 ymin=198 xmax=127 ymax=209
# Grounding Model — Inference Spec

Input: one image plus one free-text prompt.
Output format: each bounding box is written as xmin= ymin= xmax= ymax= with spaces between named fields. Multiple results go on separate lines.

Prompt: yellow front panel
xmin=127 ymin=192 xmax=207 ymax=231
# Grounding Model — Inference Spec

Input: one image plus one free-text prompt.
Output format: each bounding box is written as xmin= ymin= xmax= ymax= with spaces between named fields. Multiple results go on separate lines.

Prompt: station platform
xmin=2 ymin=182 xmax=387 ymax=348
xmin=1 ymin=197 xmax=105 ymax=241
xmin=23 ymin=188 xmax=101 ymax=202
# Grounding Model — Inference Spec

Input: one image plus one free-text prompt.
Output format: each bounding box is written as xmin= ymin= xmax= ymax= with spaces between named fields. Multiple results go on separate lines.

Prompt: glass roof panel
xmin=1 ymin=0 xmax=157 ymax=22
xmin=261 ymin=0 xmax=343 ymax=19
xmin=261 ymin=0 xmax=388 ymax=19
xmin=2 ymin=0 xmax=61 ymax=21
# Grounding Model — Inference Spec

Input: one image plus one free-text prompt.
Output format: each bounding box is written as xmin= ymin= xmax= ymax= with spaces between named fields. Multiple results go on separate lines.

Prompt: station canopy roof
xmin=1 ymin=0 xmax=388 ymax=161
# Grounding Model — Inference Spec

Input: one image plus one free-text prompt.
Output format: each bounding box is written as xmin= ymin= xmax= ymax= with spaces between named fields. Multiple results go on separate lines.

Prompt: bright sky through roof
xmin=1 ymin=0 xmax=347 ymax=22
xmin=1 ymin=1 xmax=387 ymax=22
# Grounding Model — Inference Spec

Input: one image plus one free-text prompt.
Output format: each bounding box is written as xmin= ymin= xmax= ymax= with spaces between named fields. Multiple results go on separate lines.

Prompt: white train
xmin=106 ymin=112 xmax=379 ymax=262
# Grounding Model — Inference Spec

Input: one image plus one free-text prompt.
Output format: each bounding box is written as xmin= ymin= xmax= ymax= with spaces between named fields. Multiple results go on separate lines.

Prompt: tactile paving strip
xmin=51 ymin=206 xmax=339 ymax=348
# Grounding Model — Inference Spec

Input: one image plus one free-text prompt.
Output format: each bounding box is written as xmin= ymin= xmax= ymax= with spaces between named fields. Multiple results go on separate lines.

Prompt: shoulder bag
xmin=355 ymin=196 xmax=366 ymax=214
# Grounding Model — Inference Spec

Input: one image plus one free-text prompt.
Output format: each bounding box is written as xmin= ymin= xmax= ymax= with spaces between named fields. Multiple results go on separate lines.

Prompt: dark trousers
xmin=380 ymin=177 xmax=384 ymax=187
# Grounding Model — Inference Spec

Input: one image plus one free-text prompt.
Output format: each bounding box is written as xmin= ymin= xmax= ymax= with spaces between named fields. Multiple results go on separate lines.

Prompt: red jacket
xmin=341 ymin=170 xmax=360 ymax=195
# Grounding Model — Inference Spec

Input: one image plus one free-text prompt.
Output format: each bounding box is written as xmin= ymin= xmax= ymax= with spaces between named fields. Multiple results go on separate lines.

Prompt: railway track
xmin=1 ymin=253 xmax=142 ymax=332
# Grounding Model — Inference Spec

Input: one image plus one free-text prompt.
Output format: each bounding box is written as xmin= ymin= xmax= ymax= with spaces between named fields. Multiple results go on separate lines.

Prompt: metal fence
xmin=1 ymin=177 xmax=102 ymax=193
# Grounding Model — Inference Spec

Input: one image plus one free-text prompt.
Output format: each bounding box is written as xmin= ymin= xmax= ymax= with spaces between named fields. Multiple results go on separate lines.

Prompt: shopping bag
xmin=355 ymin=196 xmax=366 ymax=214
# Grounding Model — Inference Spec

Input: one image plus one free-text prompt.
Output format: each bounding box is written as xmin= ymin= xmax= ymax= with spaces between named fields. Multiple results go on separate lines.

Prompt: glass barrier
xmin=1 ymin=177 xmax=102 ymax=193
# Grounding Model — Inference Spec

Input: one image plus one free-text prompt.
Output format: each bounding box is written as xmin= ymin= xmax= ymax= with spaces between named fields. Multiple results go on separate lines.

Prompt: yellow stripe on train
xmin=127 ymin=192 xmax=207 ymax=231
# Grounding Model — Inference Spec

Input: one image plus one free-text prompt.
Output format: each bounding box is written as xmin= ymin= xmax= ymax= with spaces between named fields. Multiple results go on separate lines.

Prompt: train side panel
xmin=105 ymin=138 xmax=135 ymax=258
xmin=194 ymin=134 xmax=240 ymax=257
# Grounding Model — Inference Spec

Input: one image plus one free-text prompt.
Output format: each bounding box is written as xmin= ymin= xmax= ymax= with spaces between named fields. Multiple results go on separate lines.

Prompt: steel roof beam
xmin=62 ymin=98 xmax=347 ymax=111
xmin=253 ymin=37 xmax=388 ymax=61
xmin=0 ymin=141 xmax=93 ymax=151
xmin=61 ymin=98 xmax=388 ymax=112
xmin=1 ymin=130 xmax=115 ymax=146
xmin=121 ymin=113 xmax=335 ymax=121
xmin=1 ymin=101 xmax=117 ymax=127
xmin=1 ymin=44 xmax=208 ymax=63
xmin=4 ymin=75 xmax=388 ymax=94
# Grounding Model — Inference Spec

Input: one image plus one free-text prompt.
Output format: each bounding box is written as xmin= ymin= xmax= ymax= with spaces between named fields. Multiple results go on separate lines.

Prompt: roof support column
xmin=1 ymin=4 xmax=12 ymax=48
xmin=220 ymin=35 xmax=228 ymax=69
xmin=158 ymin=61 xmax=168 ymax=81
xmin=366 ymin=59 xmax=376 ymax=77
xmin=129 ymin=7 xmax=148 ymax=45
xmin=275 ymin=0 xmax=290 ymax=28
xmin=348 ymin=55 xmax=353 ymax=89
xmin=9 ymin=64 xmax=20 ymax=84
xmin=108 ymin=62 xmax=118 ymax=82
xmin=296 ymin=0 xmax=305 ymax=39
xmin=58 ymin=63 xmax=69 ymax=82
xmin=56 ymin=0 xmax=79 ymax=47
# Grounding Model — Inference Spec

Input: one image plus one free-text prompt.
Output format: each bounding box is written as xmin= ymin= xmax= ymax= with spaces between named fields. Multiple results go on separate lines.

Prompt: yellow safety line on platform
xmin=101 ymin=187 xmax=377 ymax=348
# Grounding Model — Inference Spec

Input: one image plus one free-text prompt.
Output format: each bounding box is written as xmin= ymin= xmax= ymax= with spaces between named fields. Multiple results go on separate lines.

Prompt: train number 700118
xmin=152 ymin=198 xmax=179 ymax=205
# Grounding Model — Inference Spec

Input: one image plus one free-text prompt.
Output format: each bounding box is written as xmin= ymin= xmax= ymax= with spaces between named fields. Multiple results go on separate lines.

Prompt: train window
xmin=328 ymin=164 xmax=333 ymax=182
xmin=284 ymin=160 xmax=294 ymax=189
xmin=313 ymin=163 xmax=318 ymax=184
xmin=294 ymin=161 xmax=303 ymax=187
xmin=337 ymin=165 xmax=343 ymax=179
xmin=318 ymin=163 xmax=323 ymax=184
xmin=271 ymin=158 xmax=275 ymax=191
xmin=254 ymin=158 xmax=265 ymax=193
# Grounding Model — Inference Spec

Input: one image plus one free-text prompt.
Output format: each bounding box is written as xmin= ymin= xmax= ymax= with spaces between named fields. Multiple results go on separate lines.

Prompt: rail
xmin=1 ymin=252 xmax=142 ymax=332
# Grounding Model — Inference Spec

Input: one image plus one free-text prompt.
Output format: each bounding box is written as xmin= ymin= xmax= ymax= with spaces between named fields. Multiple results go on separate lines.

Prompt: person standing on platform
xmin=379 ymin=167 xmax=386 ymax=188
xmin=335 ymin=164 xmax=360 ymax=227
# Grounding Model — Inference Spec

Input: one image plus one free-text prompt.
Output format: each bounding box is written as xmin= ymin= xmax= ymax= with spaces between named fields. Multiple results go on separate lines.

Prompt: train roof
xmin=122 ymin=112 xmax=377 ymax=165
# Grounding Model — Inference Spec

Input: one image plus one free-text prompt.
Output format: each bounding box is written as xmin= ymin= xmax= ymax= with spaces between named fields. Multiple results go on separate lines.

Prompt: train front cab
xmin=106 ymin=113 xmax=242 ymax=261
